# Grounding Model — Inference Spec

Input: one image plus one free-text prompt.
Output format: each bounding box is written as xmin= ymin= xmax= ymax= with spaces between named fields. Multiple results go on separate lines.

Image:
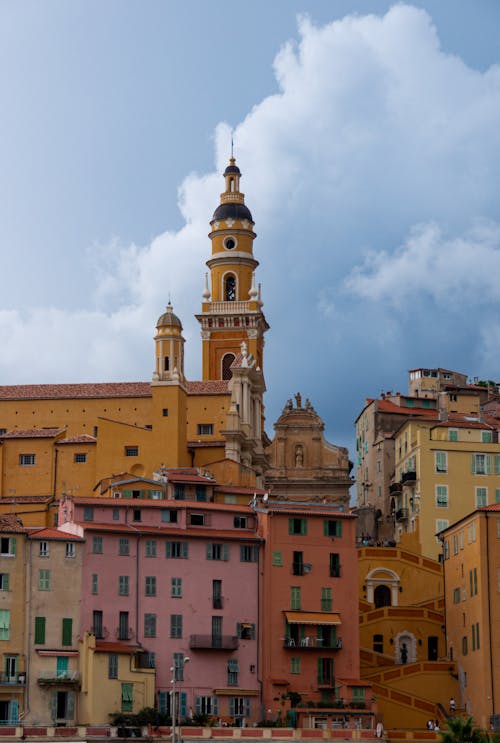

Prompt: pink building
xmin=58 ymin=491 xmax=261 ymax=723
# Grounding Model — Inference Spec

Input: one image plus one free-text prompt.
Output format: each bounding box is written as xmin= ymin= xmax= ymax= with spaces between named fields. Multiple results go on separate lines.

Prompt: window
xmin=190 ymin=513 xmax=205 ymax=526
xmin=224 ymin=274 xmax=236 ymax=302
xmin=0 ymin=610 xmax=11 ymax=640
xmin=196 ymin=486 xmax=207 ymax=502
xmin=317 ymin=658 xmax=334 ymax=686
xmin=272 ymin=551 xmax=283 ymax=566
xmin=0 ymin=537 xmax=16 ymax=556
xmin=74 ymin=453 xmax=87 ymax=463
xmin=108 ymin=654 xmax=118 ymax=679
xmin=289 ymin=518 xmax=307 ymax=535
xmin=133 ymin=509 xmax=141 ymax=522
xmin=38 ymin=569 xmax=51 ymax=591
xmin=34 ymin=616 xmax=45 ymax=644
xmin=449 ymin=429 xmax=458 ymax=442
xmin=321 ymin=587 xmax=332 ymax=611
xmin=119 ymin=538 xmax=130 ymax=556
xmin=496 ymin=489 xmax=500 ymax=503
xmin=161 ymin=509 xmax=178 ymax=523
xmin=462 ymin=636 xmax=468 ymax=655
xmin=482 ymin=431 xmax=492 ymax=443
xmin=91 ymin=574 xmax=98 ymax=595
xmin=118 ymin=611 xmax=129 ymax=640
xmin=162 ymin=408 xmax=169 ymax=417
xmin=144 ymin=613 xmax=156 ymax=638
xmin=469 ymin=567 xmax=478 ymax=596
xmin=0 ymin=574 xmax=9 ymax=591
xmin=171 ymin=577 xmax=182 ymax=598
xmin=166 ymin=541 xmax=188 ymax=559
xmin=324 ymin=520 xmax=342 ymax=537
xmin=19 ymin=453 xmax=35 ymax=466
xmin=39 ymin=541 xmax=49 ymax=557
xmin=195 ymin=696 xmax=218 ymax=716
xmin=84 ymin=507 xmax=94 ymax=522
xmin=453 ymin=588 xmax=460 ymax=604
xmin=373 ymin=634 xmax=383 ymax=653
xmin=472 ymin=454 xmax=490 ymax=475
xmin=330 ymin=553 xmax=341 ymax=577
xmin=291 ymin=657 xmax=301 ymax=674
xmin=121 ymin=683 xmax=133 ymax=713
xmin=476 ymin=487 xmax=487 ymax=507
xmin=436 ymin=520 xmax=449 ymax=538
xmin=234 ymin=516 xmax=247 ymax=529
xmin=352 ymin=687 xmax=365 ymax=703
xmin=292 ymin=551 xmax=304 ymax=575
xmin=125 ymin=446 xmax=139 ymax=457
xmin=240 ymin=545 xmax=258 ymax=562
xmin=145 ymin=540 xmax=157 ymax=557
xmin=435 ymin=451 xmax=447 ymax=473
xmin=113 ymin=508 xmax=120 ymax=520
xmin=174 ymin=484 xmax=185 ymax=500
xmin=468 ymin=521 xmax=477 ymax=543
xmin=291 ymin=586 xmax=301 ymax=610
xmin=227 ymin=659 xmax=239 ymax=686
xmin=119 ymin=576 xmax=129 ymax=596
xmin=436 ymin=485 xmax=448 ymax=508
xmin=170 ymin=614 xmax=183 ymax=638
xmin=145 ymin=576 xmax=156 ymax=596
xmin=197 ymin=424 xmax=214 ymax=436
xmin=237 ymin=622 xmax=255 ymax=640
xmin=62 ymin=618 xmax=72 ymax=646
xmin=212 ymin=579 xmax=222 ymax=609
xmin=93 ymin=610 xmax=104 ymax=638
xmin=222 ymin=353 xmax=236 ymax=381
xmin=92 ymin=536 xmax=103 ymax=554
xmin=64 ymin=542 xmax=75 ymax=558
xmin=207 ymin=543 xmax=229 ymax=561
xmin=229 ymin=697 xmax=250 ymax=718
xmin=453 ymin=535 xmax=458 ymax=554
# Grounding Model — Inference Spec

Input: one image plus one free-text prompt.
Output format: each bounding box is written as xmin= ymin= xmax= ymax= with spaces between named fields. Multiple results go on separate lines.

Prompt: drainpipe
xmin=485 ymin=513 xmax=495 ymax=718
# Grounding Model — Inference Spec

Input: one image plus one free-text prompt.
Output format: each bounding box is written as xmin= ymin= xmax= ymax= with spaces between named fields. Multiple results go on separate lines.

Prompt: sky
xmin=2 ymin=0 xmax=500 ymax=453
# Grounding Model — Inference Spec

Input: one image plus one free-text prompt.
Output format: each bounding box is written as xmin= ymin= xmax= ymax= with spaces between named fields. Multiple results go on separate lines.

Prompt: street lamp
xmin=171 ymin=656 xmax=190 ymax=743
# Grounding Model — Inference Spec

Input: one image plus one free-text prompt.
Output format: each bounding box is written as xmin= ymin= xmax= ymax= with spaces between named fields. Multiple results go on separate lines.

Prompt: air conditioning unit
xmin=113 ymin=492 xmax=121 ymax=498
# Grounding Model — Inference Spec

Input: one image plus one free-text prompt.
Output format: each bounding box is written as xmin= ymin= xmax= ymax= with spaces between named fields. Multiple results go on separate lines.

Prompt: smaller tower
xmin=152 ymin=303 xmax=185 ymax=383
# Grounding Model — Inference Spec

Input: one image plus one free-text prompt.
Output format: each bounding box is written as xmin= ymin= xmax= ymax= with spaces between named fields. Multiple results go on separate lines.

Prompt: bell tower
xmin=196 ymin=158 xmax=269 ymax=381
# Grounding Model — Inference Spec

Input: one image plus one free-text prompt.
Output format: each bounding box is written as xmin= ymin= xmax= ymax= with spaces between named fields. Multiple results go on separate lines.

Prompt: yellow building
xmin=0 ymin=158 xmax=268 ymax=525
xmin=442 ymin=505 xmax=500 ymax=729
xmin=393 ymin=408 xmax=500 ymax=560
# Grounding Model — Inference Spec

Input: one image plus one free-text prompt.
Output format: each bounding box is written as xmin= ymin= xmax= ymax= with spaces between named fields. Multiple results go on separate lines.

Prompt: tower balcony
xmin=207 ymin=301 xmax=254 ymax=314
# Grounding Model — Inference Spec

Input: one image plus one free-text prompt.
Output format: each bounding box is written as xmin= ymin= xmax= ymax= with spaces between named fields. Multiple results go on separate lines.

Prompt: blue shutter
xmin=166 ymin=542 xmax=172 ymax=558
xmin=10 ymin=700 xmax=19 ymax=723
xmin=158 ymin=691 xmax=167 ymax=714
xmin=182 ymin=542 xmax=188 ymax=558
xmin=206 ymin=544 xmax=213 ymax=560
xmin=213 ymin=697 xmax=218 ymax=715
xmin=180 ymin=692 xmax=187 ymax=718
xmin=50 ymin=691 xmax=57 ymax=720
xmin=229 ymin=697 xmax=235 ymax=716
xmin=195 ymin=697 xmax=201 ymax=714
xmin=223 ymin=544 xmax=229 ymax=561
xmin=253 ymin=546 xmax=258 ymax=562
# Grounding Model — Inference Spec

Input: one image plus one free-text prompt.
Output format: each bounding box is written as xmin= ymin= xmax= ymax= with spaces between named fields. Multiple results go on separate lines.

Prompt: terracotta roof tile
xmin=29 ymin=528 xmax=83 ymax=541
xmin=186 ymin=380 xmax=229 ymax=394
xmin=58 ymin=435 xmax=97 ymax=444
xmin=0 ymin=495 xmax=53 ymax=504
xmin=1 ymin=427 xmax=65 ymax=439
xmin=0 ymin=514 xmax=26 ymax=532
xmin=0 ymin=382 xmax=151 ymax=401
xmin=479 ymin=503 xmax=500 ymax=512
xmin=94 ymin=641 xmax=140 ymax=654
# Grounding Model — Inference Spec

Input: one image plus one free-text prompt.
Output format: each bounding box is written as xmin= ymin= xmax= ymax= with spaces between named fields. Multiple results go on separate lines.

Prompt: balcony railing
xmin=402 ymin=471 xmax=417 ymax=484
xmin=37 ymin=670 xmax=80 ymax=685
xmin=395 ymin=508 xmax=409 ymax=521
xmin=115 ymin=627 xmax=134 ymax=641
xmin=89 ymin=626 xmax=109 ymax=639
xmin=134 ymin=652 xmax=156 ymax=670
xmin=207 ymin=301 xmax=252 ymax=314
xmin=0 ymin=672 xmax=26 ymax=685
xmin=389 ymin=482 xmax=402 ymax=495
xmin=284 ymin=638 xmax=342 ymax=650
xmin=189 ymin=634 xmax=239 ymax=650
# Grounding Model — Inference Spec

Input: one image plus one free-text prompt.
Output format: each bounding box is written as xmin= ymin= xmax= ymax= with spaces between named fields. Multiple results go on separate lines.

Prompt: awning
xmin=284 ymin=611 xmax=341 ymax=625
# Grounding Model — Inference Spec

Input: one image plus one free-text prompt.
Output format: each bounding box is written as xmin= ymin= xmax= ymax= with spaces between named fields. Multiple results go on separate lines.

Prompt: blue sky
xmin=2 ymin=1 xmax=500 ymax=452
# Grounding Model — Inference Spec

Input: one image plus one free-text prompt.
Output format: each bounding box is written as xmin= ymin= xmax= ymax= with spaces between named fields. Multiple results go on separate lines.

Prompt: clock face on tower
xmin=224 ymin=237 xmax=236 ymax=250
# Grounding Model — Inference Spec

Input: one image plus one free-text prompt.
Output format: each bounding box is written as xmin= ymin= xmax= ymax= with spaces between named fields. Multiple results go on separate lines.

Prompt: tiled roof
xmin=432 ymin=419 xmax=494 ymax=430
xmin=0 ymin=495 xmax=53 ymax=504
xmin=1 ymin=427 xmax=65 ymax=439
xmin=215 ymin=485 xmax=266 ymax=495
xmin=165 ymin=473 xmax=215 ymax=484
xmin=73 ymin=521 xmax=259 ymax=541
xmin=0 ymin=382 xmax=151 ymax=400
xmin=0 ymin=514 xmax=26 ymax=532
xmin=376 ymin=399 xmax=439 ymax=417
xmin=94 ymin=641 xmax=140 ymax=654
xmin=186 ymin=380 xmax=229 ymax=394
xmin=29 ymin=528 xmax=83 ymax=541
xmin=58 ymin=435 xmax=97 ymax=445
xmin=71 ymin=495 xmax=253 ymax=512
xmin=479 ymin=503 xmax=500 ymax=512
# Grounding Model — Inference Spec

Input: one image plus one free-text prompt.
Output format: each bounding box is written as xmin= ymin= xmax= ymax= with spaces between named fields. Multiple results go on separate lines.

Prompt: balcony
xmin=389 ymin=482 xmax=402 ymax=495
xmin=134 ymin=652 xmax=156 ymax=670
xmin=395 ymin=508 xmax=409 ymax=521
xmin=402 ymin=470 xmax=417 ymax=484
xmin=284 ymin=637 xmax=342 ymax=650
xmin=189 ymin=634 xmax=239 ymax=651
xmin=37 ymin=670 xmax=80 ymax=686
xmin=115 ymin=627 xmax=134 ymax=641
xmin=0 ymin=672 xmax=26 ymax=686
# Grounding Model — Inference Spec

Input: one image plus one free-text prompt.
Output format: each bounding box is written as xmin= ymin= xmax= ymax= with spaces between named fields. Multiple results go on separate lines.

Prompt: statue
xmin=295 ymin=444 xmax=304 ymax=467
xmin=294 ymin=392 xmax=302 ymax=408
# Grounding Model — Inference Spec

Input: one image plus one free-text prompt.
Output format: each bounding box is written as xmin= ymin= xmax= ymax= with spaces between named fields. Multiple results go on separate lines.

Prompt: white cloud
xmin=3 ymin=4 xmax=500 ymax=440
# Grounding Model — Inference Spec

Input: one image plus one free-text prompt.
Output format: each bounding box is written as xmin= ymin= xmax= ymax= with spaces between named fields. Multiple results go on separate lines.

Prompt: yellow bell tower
xmin=196 ymin=158 xmax=269 ymax=380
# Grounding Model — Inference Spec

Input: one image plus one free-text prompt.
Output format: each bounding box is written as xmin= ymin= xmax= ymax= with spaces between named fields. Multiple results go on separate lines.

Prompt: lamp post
xmin=171 ymin=656 xmax=190 ymax=743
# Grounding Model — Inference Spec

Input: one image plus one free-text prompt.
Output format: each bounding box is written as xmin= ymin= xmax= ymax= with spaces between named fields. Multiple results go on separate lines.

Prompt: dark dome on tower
xmin=212 ymin=202 xmax=253 ymax=222
xmin=224 ymin=163 xmax=241 ymax=175
xmin=156 ymin=303 xmax=182 ymax=329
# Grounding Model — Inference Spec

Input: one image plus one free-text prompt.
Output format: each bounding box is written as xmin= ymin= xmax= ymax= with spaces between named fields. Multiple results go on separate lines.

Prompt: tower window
xmin=222 ymin=353 xmax=236 ymax=380
xmin=164 ymin=356 xmax=169 ymax=371
xmin=224 ymin=237 xmax=236 ymax=250
xmin=224 ymin=274 xmax=236 ymax=301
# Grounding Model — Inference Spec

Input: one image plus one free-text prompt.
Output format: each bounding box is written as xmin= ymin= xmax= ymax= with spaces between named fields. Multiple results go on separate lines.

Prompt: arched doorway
xmin=222 ymin=353 xmax=236 ymax=380
xmin=374 ymin=585 xmax=392 ymax=608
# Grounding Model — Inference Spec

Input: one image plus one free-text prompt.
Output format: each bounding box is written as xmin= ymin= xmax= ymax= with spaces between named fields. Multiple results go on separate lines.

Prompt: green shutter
xmin=35 ymin=616 xmax=46 ymax=644
xmin=195 ymin=697 xmax=201 ymax=714
xmin=182 ymin=542 xmax=188 ymax=558
xmin=67 ymin=691 xmax=75 ymax=720
xmin=486 ymin=455 xmax=492 ymax=474
xmin=180 ymin=692 xmax=187 ymax=718
xmin=223 ymin=544 xmax=229 ymax=561
xmin=229 ymin=698 xmax=235 ymax=716
xmin=50 ymin=691 xmax=57 ymax=720
xmin=10 ymin=538 xmax=16 ymax=556
xmin=471 ymin=455 xmax=476 ymax=474
xmin=323 ymin=521 xmax=329 ymax=536
xmin=300 ymin=519 xmax=307 ymax=535
xmin=62 ymin=618 xmax=72 ymax=646
xmin=245 ymin=698 xmax=251 ymax=717
xmin=317 ymin=659 xmax=323 ymax=684
xmin=213 ymin=697 xmax=218 ymax=715
xmin=10 ymin=700 xmax=19 ymax=722
xmin=288 ymin=519 xmax=294 ymax=535
xmin=206 ymin=544 xmax=213 ymax=560
xmin=2 ymin=574 xmax=9 ymax=591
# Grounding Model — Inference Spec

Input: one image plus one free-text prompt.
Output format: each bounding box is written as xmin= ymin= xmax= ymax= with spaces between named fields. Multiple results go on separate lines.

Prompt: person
xmin=400 ymin=642 xmax=408 ymax=664
xmin=449 ymin=697 xmax=456 ymax=713
xmin=427 ymin=720 xmax=434 ymax=730
xmin=434 ymin=721 xmax=440 ymax=731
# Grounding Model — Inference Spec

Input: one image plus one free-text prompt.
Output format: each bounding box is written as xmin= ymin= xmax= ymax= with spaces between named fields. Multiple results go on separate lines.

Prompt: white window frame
xmin=436 ymin=485 xmax=448 ymax=508
xmin=475 ymin=487 xmax=488 ymax=508
xmin=435 ymin=451 xmax=447 ymax=474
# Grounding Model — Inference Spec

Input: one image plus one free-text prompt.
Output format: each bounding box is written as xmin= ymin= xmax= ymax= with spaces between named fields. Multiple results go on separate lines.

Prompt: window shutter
xmin=495 ymin=456 xmax=500 ymax=475
xmin=250 ymin=623 xmax=255 ymax=639
xmin=158 ymin=692 xmax=167 ymax=715
xmin=471 ymin=455 xmax=476 ymax=474
xmin=245 ymin=698 xmax=251 ymax=717
xmin=223 ymin=544 xmax=229 ymax=561
xmin=229 ymin=697 xmax=235 ymax=716
xmin=182 ymin=542 xmax=188 ymax=559
xmin=195 ymin=697 xmax=201 ymax=715
xmin=487 ymin=455 xmax=492 ymax=474
xmin=3 ymin=574 xmax=9 ymax=591
xmin=180 ymin=692 xmax=187 ymax=718
xmin=206 ymin=544 xmax=213 ymax=560
xmin=236 ymin=623 xmax=241 ymax=638
xmin=10 ymin=538 xmax=16 ymax=556
xmin=166 ymin=542 xmax=172 ymax=558
xmin=288 ymin=519 xmax=294 ymax=535
xmin=300 ymin=519 xmax=307 ymax=535
xmin=35 ymin=616 xmax=46 ymax=644
xmin=213 ymin=697 xmax=218 ymax=715
xmin=252 ymin=546 xmax=258 ymax=562
xmin=67 ymin=691 xmax=75 ymax=719
xmin=317 ymin=659 xmax=323 ymax=684
xmin=62 ymin=618 xmax=72 ymax=646
xmin=50 ymin=690 xmax=58 ymax=720
xmin=10 ymin=699 xmax=19 ymax=722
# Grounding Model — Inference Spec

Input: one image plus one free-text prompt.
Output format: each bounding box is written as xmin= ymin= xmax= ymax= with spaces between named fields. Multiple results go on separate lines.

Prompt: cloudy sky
xmin=2 ymin=0 xmax=500 ymax=452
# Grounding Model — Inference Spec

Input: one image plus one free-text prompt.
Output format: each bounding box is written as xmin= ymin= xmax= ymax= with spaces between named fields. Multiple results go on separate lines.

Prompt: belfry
xmin=196 ymin=157 xmax=269 ymax=381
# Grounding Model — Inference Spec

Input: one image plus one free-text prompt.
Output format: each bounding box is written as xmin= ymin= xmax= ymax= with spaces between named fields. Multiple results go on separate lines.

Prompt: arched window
xmin=224 ymin=274 xmax=236 ymax=301
xmin=222 ymin=353 xmax=236 ymax=380
xmin=374 ymin=585 xmax=392 ymax=608
xmin=164 ymin=356 xmax=169 ymax=371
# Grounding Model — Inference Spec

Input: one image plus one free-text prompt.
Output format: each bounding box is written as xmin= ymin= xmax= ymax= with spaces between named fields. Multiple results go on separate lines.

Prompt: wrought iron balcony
xmin=402 ymin=470 xmax=417 ymax=484
xmin=212 ymin=596 xmax=224 ymax=609
xmin=0 ymin=672 xmax=26 ymax=686
xmin=189 ymin=634 xmax=239 ymax=650
xmin=37 ymin=670 xmax=80 ymax=686
xmin=395 ymin=507 xmax=409 ymax=521
xmin=389 ymin=482 xmax=402 ymax=495
xmin=284 ymin=637 xmax=342 ymax=650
